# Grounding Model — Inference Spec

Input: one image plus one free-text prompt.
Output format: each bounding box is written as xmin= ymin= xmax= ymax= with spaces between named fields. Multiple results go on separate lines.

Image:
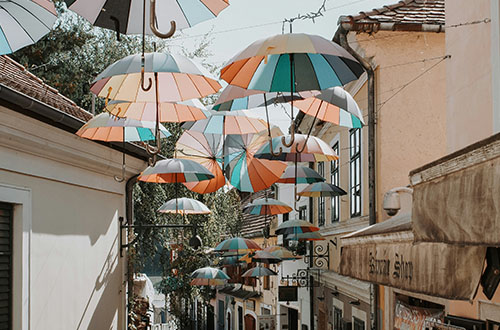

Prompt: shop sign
xmin=394 ymin=300 xmax=444 ymax=330
xmin=278 ymin=286 xmax=298 ymax=302
xmin=258 ymin=315 xmax=276 ymax=330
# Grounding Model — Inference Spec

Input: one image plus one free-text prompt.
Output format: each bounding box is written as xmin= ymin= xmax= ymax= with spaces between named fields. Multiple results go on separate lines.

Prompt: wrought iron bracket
xmin=280 ymin=268 xmax=321 ymax=287
xmin=303 ymin=239 xmax=337 ymax=268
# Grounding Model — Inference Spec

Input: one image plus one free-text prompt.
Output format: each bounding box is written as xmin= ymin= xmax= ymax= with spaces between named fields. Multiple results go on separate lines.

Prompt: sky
xmin=168 ymin=0 xmax=390 ymax=66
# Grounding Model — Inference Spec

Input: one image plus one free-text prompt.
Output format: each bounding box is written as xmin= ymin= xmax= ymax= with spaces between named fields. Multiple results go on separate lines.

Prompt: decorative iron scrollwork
xmin=280 ymin=268 xmax=321 ymax=287
xmin=304 ymin=243 xmax=330 ymax=269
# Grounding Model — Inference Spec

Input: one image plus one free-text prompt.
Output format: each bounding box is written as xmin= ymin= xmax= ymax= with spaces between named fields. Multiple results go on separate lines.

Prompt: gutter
xmin=339 ymin=18 xmax=444 ymax=34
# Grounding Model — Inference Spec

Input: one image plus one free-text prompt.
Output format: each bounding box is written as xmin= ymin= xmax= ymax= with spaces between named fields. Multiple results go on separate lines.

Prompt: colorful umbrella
xmin=175 ymin=130 xmax=225 ymax=194
xmin=105 ymin=99 xmax=207 ymax=122
xmin=297 ymin=182 xmax=348 ymax=197
xmin=294 ymin=87 xmax=364 ymax=128
xmin=182 ymin=110 xmax=269 ymax=135
xmin=190 ymin=266 xmax=230 ymax=286
xmin=275 ymin=219 xmax=319 ymax=236
xmin=214 ymin=237 xmax=262 ymax=253
xmin=254 ymin=134 xmax=338 ymax=162
xmin=76 ymin=112 xmax=170 ymax=142
xmin=0 ymin=0 xmax=57 ymax=55
xmin=242 ymin=198 xmax=292 ymax=216
xmin=219 ymin=256 xmax=243 ymax=267
xmin=276 ymin=165 xmax=325 ymax=184
xmin=91 ymin=52 xmax=221 ymax=103
xmin=245 ymin=250 xmax=282 ymax=264
xmin=286 ymin=231 xmax=325 ymax=241
xmin=242 ymin=266 xmax=277 ymax=277
xmin=138 ymin=158 xmax=215 ymax=183
xmin=190 ymin=278 xmax=227 ymax=286
xmin=264 ymin=246 xmax=301 ymax=260
xmin=158 ymin=197 xmax=211 ymax=215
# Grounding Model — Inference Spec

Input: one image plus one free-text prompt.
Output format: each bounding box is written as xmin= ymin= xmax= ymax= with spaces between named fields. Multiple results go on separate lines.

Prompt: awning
xmin=218 ymin=286 xmax=260 ymax=300
xmin=338 ymin=213 xmax=487 ymax=301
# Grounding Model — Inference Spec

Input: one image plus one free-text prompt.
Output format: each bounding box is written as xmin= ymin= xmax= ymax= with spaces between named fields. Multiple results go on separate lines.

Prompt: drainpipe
xmin=334 ymin=22 xmax=378 ymax=330
xmin=126 ymin=174 xmax=139 ymax=329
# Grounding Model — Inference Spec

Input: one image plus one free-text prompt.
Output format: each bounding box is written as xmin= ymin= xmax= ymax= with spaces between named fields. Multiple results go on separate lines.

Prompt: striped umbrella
xmin=286 ymin=231 xmax=325 ymax=241
xmin=138 ymin=158 xmax=215 ymax=183
xmin=64 ymin=0 xmax=229 ymax=36
xmin=190 ymin=278 xmax=226 ymax=286
xmin=158 ymin=197 xmax=211 ymax=215
xmin=277 ymin=165 xmax=325 ymax=184
xmin=294 ymin=87 xmax=364 ymax=129
xmin=242 ymin=266 xmax=277 ymax=277
xmin=214 ymin=237 xmax=262 ymax=253
xmin=275 ymin=219 xmax=319 ymax=236
xmin=242 ymin=198 xmax=292 ymax=216
xmin=297 ymin=182 xmax=348 ymax=197
xmin=244 ymin=250 xmax=282 ymax=264
xmin=264 ymin=246 xmax=302 ymax=260
xmin=190 ymin=266 xmax=230 ymax=286
xmin=0 ymin=0 xmax=57 ymax=55
xmin=182 ymin=110 xmax=269 ymax=135
xmin=90 ymin=52 xmax=221 ymax=103
xmin=76 ymin=112 xmax=170 ymax=142
xmin=105 ymin=99 xmax=207 ymax=123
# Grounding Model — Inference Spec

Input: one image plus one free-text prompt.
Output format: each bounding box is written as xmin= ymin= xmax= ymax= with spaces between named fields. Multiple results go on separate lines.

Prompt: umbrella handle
xmin=150 ymin=0 xmax=176 ymax=39
xmin=269 ymin=136 xmax=283 ymax=157
xmin=282 ymin=125 xmax=295 ymax=148
xmin=109 ymin=16 xmax=121 ymax=41
xmin=141 ymin=67 xmax=152 ymax=92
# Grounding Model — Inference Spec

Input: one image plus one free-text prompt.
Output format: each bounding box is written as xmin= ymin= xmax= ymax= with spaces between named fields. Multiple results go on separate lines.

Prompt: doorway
xmin=244 ymin=314 xmax=256 ymax=330
xmin=288 ymin=308 xmax=298 ymax=330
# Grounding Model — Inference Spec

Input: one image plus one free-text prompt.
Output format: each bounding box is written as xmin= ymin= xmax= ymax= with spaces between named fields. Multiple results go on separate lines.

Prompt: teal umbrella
xmin=138 ymin=158 xmax=215 ymax=183
xmin=242 ymin=266 xmax=277 ymax=277
xmin=190 ymin=266 xmax=230 ymax=286
xmin=242 ymin=198 xmax=292 ymax=216
xmin=214 ymin=237 xmax=262 ymax=253
xmin=297 ymin=182 xmax=347 ymax=197
xmin=275 ymin=219 xmax=319 ymax=236
xmin=276 ymin=165 xmax=325 ymax=184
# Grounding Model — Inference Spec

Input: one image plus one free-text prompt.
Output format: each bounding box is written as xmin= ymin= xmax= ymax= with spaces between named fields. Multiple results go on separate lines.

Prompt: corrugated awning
xmin=339 ymin=213 xmax=487 ymax=301
xmin=218 ymin=286 xmax=260 ymax=300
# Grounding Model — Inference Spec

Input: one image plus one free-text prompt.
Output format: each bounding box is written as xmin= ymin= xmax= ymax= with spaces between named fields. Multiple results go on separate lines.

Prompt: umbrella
xmin=105 ymin=99 xmax=207 ymax=122
xmin=242 ymin=198 xmax=292 ymax=216
xmin=286 ymin=231 xmax=325 ymax=241
xmin=158 ymin=197 xmax=211 ymax=215
xmin=64 ymin=0 xmax=229 ymax=36
xmin=219 ymin=256 xmax=242 ymax=267
xmin=214 ymin=237 xmax=262 ymax=253
xmin=275 ymin=219 xmax=319 ymax=236
xmin=91 ymin=52 xmax=220 ymax=103
xmin=0 ymin=0 xmax=57 ymax=55
xmin=264 ymin=246 xmax=301 ymax=260
xmin=254 ymin=134 xmax=338 ymax=162
xmin=297 ymin=182 xmax=348 ymax=197
xmin=182 ymin=110 xmax=269 ymax=135
xmin=242 ymin=266 xmax=277 ymax=277
xmin=76 ymin=112 xmax=170 ymax=142
xmin=294 ymin=87 xmax=364 ymax=128
xmin=276 ymin=165 xmax=325 ymax=184
xmin=175 ymin=130 xmax=225 ymax=194
xmin=190 ymin=278 xmax=226 ymax=286
xmin=224 ymin=130 xmax=287 ymax=192
xmin=190 ymin=266 xmax=230 ymax=286
xmin=245 ymin=250 xmax=282 ymax=264
xmin=138 ymin=158 xmax=215 ymax=183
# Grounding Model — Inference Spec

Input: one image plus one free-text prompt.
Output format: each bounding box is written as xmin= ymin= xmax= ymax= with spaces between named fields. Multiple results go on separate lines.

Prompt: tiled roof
xmin=239 ymin=189 xmax=275 ymax=238
xmin=344 ymin=0 xmax=444 ymax=26
xmin=0 ymin=55 xmax=93 ymax=122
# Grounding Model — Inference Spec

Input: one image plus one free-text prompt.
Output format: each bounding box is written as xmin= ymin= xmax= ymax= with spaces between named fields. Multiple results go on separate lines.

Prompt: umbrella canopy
xmin=242 ymin=266 xmax=277 ymax=277
xmin=105 ymin=99 xmax=207 ymax=122
xmin=254 ymin=134 xmax=338 ymax=162
xmin=220 ymin=33 xmax=364 ymax=92
xmin=276 ymin=165 xmax=325 ymax=184
xmin=175 ymin=130 xmax=225 ymax=194
xmin=286 ymin=231 xmax=325 ymax=241
xmin=138 ymin=158 xmax=215 ymax=183
xmin=191 ymin=266 xmax=230 ymax=280
xmin=275 ymin=219 xmax=319 ymax=236
xmin=64 ymin=0 xmax=229 ymax=35
xmin=91 ymin=52 xmax=221 ymax=102
xmin=158 ymin=197 xmax=211 ymax=215
xmin=0 ymin=0 xmax=57 ymax=55
xmin=264 ymin=246 xmax=301 ymax=260
xmin=190 ymin=278 xmax=226 ymax=286
xmin=182 ymin=110 xmax=269 ymax=135
xmin=214 ymin=237 xmax=262 ymax=253
xmin=294 ymin=87 xmax=364 ymax=128
xmin=219 ymin=256 xmax=242 ymax=267
xmin=224 ymin=129 xmax=287 ymax=192
xmin=76 ymin=112 xmax=170 ymax=142
xmin=246 ymin=250 xmax=282 ymax=264
xmin=298 ymin=182 xmax=348 ymax=197
xmin=242 ymin=198 xmax=292 ymax=216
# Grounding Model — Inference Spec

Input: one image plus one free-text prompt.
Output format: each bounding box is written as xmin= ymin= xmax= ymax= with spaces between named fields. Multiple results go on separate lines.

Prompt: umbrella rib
xmin=7 ymin=1 xmax=54 ymax=33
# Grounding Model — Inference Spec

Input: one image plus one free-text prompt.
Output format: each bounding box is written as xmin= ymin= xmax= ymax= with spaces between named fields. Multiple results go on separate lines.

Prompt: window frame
xmin=349 ymin=128 xmax=362 ymax=217
xmin=317 ymin=162 xmax=325 ymax=226
xmin=330 ymin=142 xmax=340 ymax=223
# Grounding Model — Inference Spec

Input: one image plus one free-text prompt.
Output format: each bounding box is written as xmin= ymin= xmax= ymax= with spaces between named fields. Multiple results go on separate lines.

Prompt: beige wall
xmin=0 ymin=106 xmax=146 ymax=330
xmin=446 ymin=0 xmax=497 ymax=152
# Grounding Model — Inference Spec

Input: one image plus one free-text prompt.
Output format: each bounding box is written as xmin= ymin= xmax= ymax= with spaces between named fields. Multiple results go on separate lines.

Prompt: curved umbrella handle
xmin=281 ymin=125 xmax=295 ymax=148
xmin=141 ymin=67 xmax=152 ymax=92
xmin=114 ymin=164 xmax=125 ymax=182
xmin=105 ymin=87 xmax=112 ymax=108
xmin=150 ymin=0 xmax=176 ymax=39
xmin=269 ymin=136 xmax=283 ymax=157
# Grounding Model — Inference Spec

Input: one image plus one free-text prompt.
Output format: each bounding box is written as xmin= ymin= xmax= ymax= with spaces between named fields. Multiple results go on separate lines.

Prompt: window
xmin=353 ymin=317 xmax=365 ymax=330
xmin=317 ymin=162 xmax=325 ymax=226
xmin=349 ymin=129 xmax=361 ymax=217
xmin=333 ymin=307 xmax=342 ymax=330
xmin=283 ymin=213 xmax=289 ymax=222
xmin=330 ymin=142 xmax=340 ymax=223
xmin=298 ymin=206 xmax=307 ymax=220
xmin=263 ymin=273 xmax=270 ymax=290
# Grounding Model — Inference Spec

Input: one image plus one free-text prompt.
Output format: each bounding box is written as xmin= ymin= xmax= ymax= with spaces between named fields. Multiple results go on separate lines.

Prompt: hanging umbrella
xmin=190 ymin=278 xmax=227 ymax=286
xmin=175 ymin=130 xmax=225 ymax=194
xmin=214 ymin=237 xmax=262 ymax=253
xmin=224 ymin=128 xmax=287 ymax=192
xmin=264 ymin=246 xmax=302 ymax=260
xmin=158 ymin=197 xmax=211 ymax=215
xmin=138 ymin=158 xmax=215 ymax=183
xmin=254 ymin=134 xmax=338 ymax=162
xmin=219 ymin=256 xmax=243 ymax=267
xmin=245 ymin=250 xmax=282 ymax=264
xmin=275 ymin=219 xmax=319 ymax=236
xmin=242 ymin=198 xmax=292 ymax=216
xmin=190 ymin=266 xmax=230 ymax=286
xmin=76 ymin=112 xmax=170 ymax=142
xmin=91 ymin=52 xmax=221 ymax=103
xmin=294 ymin=87 xmax=364 ymax=128
xmin=242 ymin=266 xmax=277 ymax=277
xmin=297 ymin=182 xmax=347 ymax=197
xmin=0 ymin=0 xmax=57 ymax=55
xmin=105 ymin=99 xmax=207 ymax=122
xmin=182 ymin=110 xmax=269 ymax=135
xmin=276 ymin=165 xmax=325 ymax=184
xmin=286 ymin=231 xmax=325 ymax=241
xmin=64 ymin=0 xmax=229 ymax=36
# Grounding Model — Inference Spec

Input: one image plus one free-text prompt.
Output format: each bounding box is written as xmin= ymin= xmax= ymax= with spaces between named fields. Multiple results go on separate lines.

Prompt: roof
xmin=341 ymin=0 xmax=444 ymax=27
xmin=218 ymin=286 xmax=260 ymax=300
xmin=239 ymin=188 xmax=275 ymax=238
xmin=342 ymin=212 xmax=412 ymax=239
xmin=0 ymin=55 xmax=93 ymax=122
